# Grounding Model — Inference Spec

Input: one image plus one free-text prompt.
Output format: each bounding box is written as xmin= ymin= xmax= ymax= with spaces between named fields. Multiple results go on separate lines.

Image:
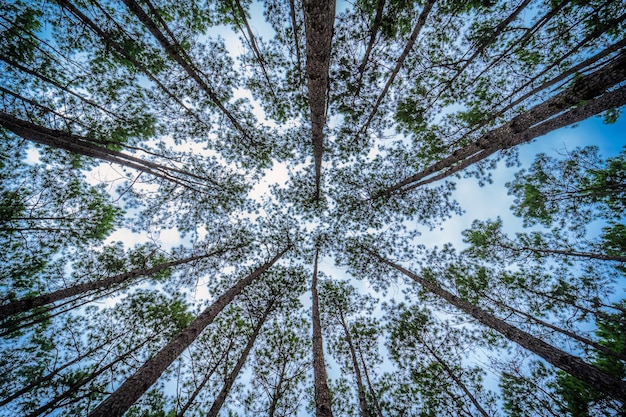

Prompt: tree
xmin=2 ymin=0 xmax=626 ymax=415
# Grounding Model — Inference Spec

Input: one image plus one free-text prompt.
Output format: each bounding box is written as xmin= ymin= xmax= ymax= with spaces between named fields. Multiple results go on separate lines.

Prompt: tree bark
xmin=206 ymin=300 xmax=274 ymax=417
xmin=0 ymin=333 xmax=123 ymax=407
xmin=481 ymin=292 xmax=626 ymax=362
xmin=303 ymin=0 xmax=336 ymax=199
xmin=311 ymin=247 xmax=335 ymax=417
xmin=0 ymin=112 xmax=219 ymax=192
xmin=420 ymin=340 xmax=490 ymax=417
xmin=119 ymin=0 xmax=253 ymax=143
xmin=0 ymin=245 xmax=243 ymax=319
xmin=358 ymin=349 xmax=384 ymax=417
xmin=88 ymin=245 xmax=290 ymax=417
xmin=356 ymin=0 xmax=435 ymax=139
xmin=377 ymin=52 xmax=626 ymax=197
xmin=338 ymin=310 xmax=370 ymax=417
xmin=367 ymin=248 xmax=626 ymax=402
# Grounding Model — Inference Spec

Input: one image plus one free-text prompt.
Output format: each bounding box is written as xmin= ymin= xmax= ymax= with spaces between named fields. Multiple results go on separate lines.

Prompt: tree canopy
xmin=1 ymin=0 xmax=625 ymax=416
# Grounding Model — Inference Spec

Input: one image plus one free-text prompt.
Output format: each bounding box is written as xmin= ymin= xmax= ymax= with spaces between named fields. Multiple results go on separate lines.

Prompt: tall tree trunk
xmin=53 ymin=0 xmax=210 ymax=129
xmin=0 ymin=245 xmax=244 ymax=319
xmin=311 ymin=247 xmax=335 ymax=417
xmin=88 ymin=246 xmax=290 ymax=417
xmin=420 ymin=340 xmax=490 ymax=417
xmin=481 ymin=292 xmax=626 ymax=361
xmin=0 ymin=333 xmax=123 ymax=407
xmin=0 ymin=112 xmax=219 ymax=192
xmin=206 ymin=300 xmax=274 ymax=417
xmin=176 ymin=340 xmax=232 ymax=417
xmin=376 ymin=52 xmax=626 ymax=197
xmin=367 ymin=248 xmax=626 ymax=402
xmin=356 ymin=0 xmax=434 ymax=139
xmin=338 ymin=310 xmax=370 ymax=417
xmin=119 ymin=0 xmax=253 ymax=143
xmin=27 ymin=336 xmax=153 ymax=417
xmin=302 ymin=0 xmax=336 ymax=199
xmin=358 ymin=349 xmax=384 ymax=417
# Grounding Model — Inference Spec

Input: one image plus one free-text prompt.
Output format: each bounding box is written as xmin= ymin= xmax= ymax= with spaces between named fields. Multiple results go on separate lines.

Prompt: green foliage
xmin=556 ymin=301 xmax=626 ymax=416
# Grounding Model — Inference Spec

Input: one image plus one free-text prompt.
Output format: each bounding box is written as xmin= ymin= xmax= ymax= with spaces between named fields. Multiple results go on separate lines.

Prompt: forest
xmin=0 ymin=0 xmax=625 ymax=415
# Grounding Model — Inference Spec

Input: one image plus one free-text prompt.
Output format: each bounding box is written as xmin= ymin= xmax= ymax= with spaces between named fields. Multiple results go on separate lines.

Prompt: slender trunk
xmin=367 ymin=249 xmax=626 ymax=402
xmin=0 ymin=245 xmax=243 ymax=319
xmin=377 ymin=53 xmax=626 ymax=197
xmin=88 ymin=246 xmax=290 ymax=417
xmin=398 ymin=83 xmax=626 ymax=193
xmin=441 ymin=0 xmax=532 ymax=94
xmin=0 ymin=53 xmax=118 ymax=120
xmin=53 ymin=0 xmax=211 ymax=130
xmin=311 ymin=247 xmax=335 ymax=417
xmin=353 ymin=0 xmax=386 ymax=97
xmin=338 ymin=310 xmax=370 ymax=417
xmin=176 ymin=341 xmax=232 ymax=417
xmin=119 ymin=0 xmax=252 ymax=143
xmin=231 ymin=0 xmax=276 ymax=99
xmin=0 ymin=333 xmax=123 ymax=407
xmin=358 ymin=349 xmax=384 ymax=417
xmin=268 ymin=359 xmax=287 ymax=417
xmin=302 ymin=0 xmax=336 ymax=199
xmin=206 ymin=301 xmax=274 ymax=417
xmin=0 ymin=112 xmax=218 ymax=192
xmin=26 ymin=337 xmax=152 ymax=417
xmin=503 ymin=244 xmax=626 ymax=263
xmin=482 ymin=292 xmax=626 ymax=362
xmin=0 ymin=286 xmax=123 ymax=336
xmin=288 ymin=0 xmax=302 ymax=77
xmin=356 ymin=0 xmax=434 ymax=139
xmin=420 ymin=341 xmax=490 ymax=417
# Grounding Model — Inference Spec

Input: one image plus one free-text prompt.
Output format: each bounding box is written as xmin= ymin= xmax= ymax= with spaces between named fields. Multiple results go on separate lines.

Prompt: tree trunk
xmin=356 ymin=0 xmax=434 ymax=138
xmin=0 ymin=333 xmax=123 ymax=407
xmin=311 ymin=247 xmax=335 ymax=417
xmin=206 ymin=300 xmax=274 ymax=417
xmin=175 ymin=345 xmax=228 ymax=417
xmin=0 ymin=245 xmax=244 ymax=319
xmin=53 ymin=0 xmax=210 ymax=130
xmin=119 ymin=0 xmax=252 ymax=143
xmin=338 ymin=310 xmax=370 ymax=417
xmin=359 ymin=349 xmax=384 ymax=417
xmin=0 ymin=112 xmax=218 ymax=192
xmin=481 ymin=292 xmax=626 ymax=362
xmin=302 ymin=0 xmax=336 ymax=199
xmin=376 ymin=52 xmax=626 ymax=197
xmin=368 ymin=248 xmax=626 ymax=402
xmin=420 ymin=340 xmax=490 ymax=417
xmin=88 ymin=245 xmax=290 ymax=417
